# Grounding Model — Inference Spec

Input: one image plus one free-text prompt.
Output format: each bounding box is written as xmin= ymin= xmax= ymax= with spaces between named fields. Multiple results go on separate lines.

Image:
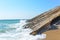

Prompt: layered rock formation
xmin=24 ymin=6 xmax=60 ymax=35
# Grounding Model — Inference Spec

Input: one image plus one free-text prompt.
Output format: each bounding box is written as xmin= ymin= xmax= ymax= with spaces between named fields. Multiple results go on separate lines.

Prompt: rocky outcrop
xmin=24 ymin=6 xmax=60 ymax=35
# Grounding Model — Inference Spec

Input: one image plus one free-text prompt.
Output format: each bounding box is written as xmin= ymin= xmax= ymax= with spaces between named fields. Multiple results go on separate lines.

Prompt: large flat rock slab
xmin=25 ymin=6 xmax=60 ymax=35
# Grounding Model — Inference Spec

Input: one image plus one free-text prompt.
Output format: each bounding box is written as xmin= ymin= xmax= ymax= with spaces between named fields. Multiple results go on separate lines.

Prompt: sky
xmin=0 ymin=0 xmax=60 ymax=19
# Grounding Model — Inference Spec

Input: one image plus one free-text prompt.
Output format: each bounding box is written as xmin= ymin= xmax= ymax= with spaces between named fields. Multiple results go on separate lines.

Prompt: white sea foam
xmin=0 ymin=20 xmax=46 ymax=40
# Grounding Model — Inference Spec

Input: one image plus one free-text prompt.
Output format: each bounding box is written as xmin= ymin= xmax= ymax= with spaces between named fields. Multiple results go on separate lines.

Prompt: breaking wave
xmin=0 ymin=19 xmax=46 ymax=40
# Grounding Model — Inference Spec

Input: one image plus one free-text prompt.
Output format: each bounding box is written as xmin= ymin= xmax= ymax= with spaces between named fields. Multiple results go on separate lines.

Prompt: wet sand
xmin=43 ymin=29 xmax=60 ymax=40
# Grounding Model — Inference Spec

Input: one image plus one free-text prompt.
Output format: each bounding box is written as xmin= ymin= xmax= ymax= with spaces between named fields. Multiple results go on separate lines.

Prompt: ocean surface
xmin=0 ymin=19 xmax=46 ymax=40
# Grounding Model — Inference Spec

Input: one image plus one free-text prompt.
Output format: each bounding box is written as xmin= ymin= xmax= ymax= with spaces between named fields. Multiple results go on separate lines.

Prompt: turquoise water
xmin=0 ymin=19 xmax=46 ymax=40
xmin=0 ymin=19 xmax=20 ymax=33
xmin=0 ymin=19 xmax=20 ymax=24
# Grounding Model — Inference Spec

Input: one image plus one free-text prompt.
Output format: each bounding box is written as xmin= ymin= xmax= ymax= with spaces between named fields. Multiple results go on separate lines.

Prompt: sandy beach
xmin=44 ymin=29 xmax=60 ymax=40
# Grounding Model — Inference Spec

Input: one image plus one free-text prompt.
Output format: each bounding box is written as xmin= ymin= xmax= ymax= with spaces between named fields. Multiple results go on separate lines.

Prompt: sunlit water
xmin=0 ymin=19 xmax=46 ymax=40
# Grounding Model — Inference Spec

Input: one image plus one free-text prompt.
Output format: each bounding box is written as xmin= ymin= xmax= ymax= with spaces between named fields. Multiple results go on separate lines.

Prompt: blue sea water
xmin=0 ymin=19 xmax=20 ymax=33
xmin=0 ymin=19 xmax=46 ymax=40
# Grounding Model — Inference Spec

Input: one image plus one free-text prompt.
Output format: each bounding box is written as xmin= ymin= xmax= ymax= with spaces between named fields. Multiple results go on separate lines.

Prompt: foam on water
xmin=0 ymin=20 xmax=46 ymax=40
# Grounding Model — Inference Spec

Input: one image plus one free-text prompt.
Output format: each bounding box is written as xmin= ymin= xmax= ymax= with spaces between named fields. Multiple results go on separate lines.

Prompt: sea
xmin=0 ymin=19 xmax=46 ymax=40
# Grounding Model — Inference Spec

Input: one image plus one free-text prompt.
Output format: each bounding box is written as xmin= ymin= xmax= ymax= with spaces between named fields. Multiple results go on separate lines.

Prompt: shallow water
xmin=0 ymin=19 xmax=46 ymax=40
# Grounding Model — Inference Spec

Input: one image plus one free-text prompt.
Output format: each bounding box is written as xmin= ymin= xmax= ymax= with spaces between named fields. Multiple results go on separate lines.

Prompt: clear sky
xmin=0 ymin=0 xmax=60 ymax=19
